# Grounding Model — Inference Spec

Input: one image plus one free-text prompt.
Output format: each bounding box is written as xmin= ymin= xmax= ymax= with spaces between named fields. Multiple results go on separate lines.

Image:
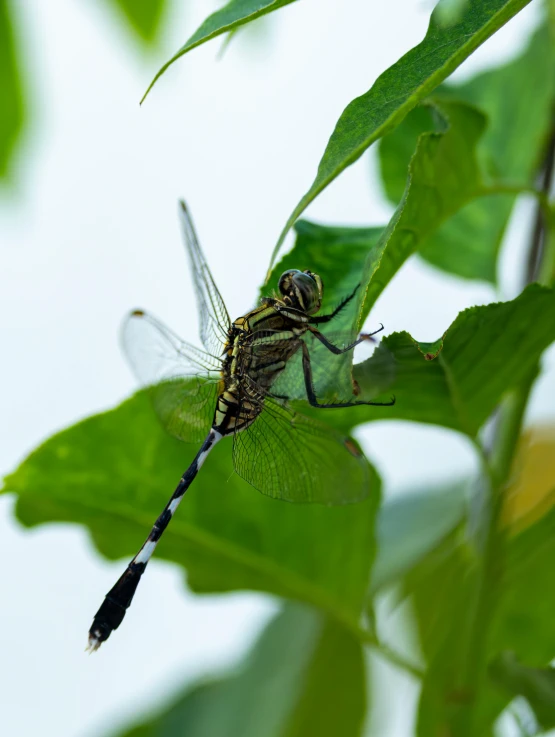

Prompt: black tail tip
xmin=86 ymin=598 xmax=127 ymax=653
xmin=86 ymin=617 xmax=115 ymax=653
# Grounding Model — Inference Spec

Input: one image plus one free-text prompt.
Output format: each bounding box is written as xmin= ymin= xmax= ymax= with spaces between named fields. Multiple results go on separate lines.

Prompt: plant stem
xmin=454 ymin=117 xmax=555 ymax=736
xmin=526 ymin=124 xmax=555 ymax=285
xmin=488 ymin=368 xmax=538 ymax=489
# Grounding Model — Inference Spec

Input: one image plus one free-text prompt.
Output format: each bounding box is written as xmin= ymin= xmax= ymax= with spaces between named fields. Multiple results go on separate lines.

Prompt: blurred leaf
xmin=378 ymin=104 xmax=443 ymax=205
xmin=420 ymin=192 xmax=513 ymax=283
xmin=378 ymin=101 xmax=510 ymax=284
xmin=435 ymin=0 xmax=471 ymax=27
xmin=270 ymin=0 xmax=532 ymax=265
xmin=501 ymin=426 xmax=555 ymax=533
xmin=0 ymin=0 xmax=24 ymax=181
xmin=379 ymin=21 xmax=555 ymax=282
xmin=440 ymin=23 xmax=555 ymax=184
xmin=493 ymin=502 xmax=555 ymax=666
xmin=364 ymin=100 xmax=488 ymax=308
xmin=405 ymin=530 xmax=481 ymax=737
xmin=142 ymin=0 xmax=298 ymax=102
xmin=404 ymin=478 xmax=555 ymax=733
xmin=106 ymin=0 xmax=168 ymax=45
xmin=2 ymin=391 xmax=379 ymax=627
xmin=427 ymin=18 xmax=555 ymax=282
xmin=490 ymin=652 xmax=555 ymax=731
xmin=371 ymin=481 xmax=468 ymax=593
xmin=118 ymin=604 xmax=366 ymax=737
xmin=309 ymin=284 xmax=555 ymax=437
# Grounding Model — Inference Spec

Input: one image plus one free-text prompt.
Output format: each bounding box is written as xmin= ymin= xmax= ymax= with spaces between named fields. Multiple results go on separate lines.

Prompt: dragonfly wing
xmin=232 ymin=397 xmax=371 ymax=505
xmin=122 ymin=310 xmax=221 ymax=443
xmin=179 ymin=201 xmax=231 ymax=356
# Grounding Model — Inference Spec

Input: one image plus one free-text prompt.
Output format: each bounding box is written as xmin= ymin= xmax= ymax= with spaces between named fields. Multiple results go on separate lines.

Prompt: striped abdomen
xmin=213 ymin=389 xmax=262 ymax=435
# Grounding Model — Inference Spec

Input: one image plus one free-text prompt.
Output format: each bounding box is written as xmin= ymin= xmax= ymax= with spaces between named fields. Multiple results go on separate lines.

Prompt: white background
xmin=0 ymin=1 xmax=549 ymax=736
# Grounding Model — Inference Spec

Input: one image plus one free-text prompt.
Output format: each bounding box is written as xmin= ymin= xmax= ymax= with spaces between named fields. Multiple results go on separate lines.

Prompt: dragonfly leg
xmin=309 ymin=284 xmax=360 ymax=324
xmin=301 ymin=342 xmax=395 ymax=408
xmin=307 ymin=324 xmax=384 ymax=355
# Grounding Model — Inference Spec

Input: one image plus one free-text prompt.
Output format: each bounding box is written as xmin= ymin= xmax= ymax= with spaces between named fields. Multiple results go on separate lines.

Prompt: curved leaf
xmin=308 ymin=284 xmax=555 ymax=437
xmin=371 ymin=480 xmax=469 ymax=593
xmin=266 ymin=219 xmax=384 ymax=400
xmin=363 ymin=100 xmax=488 ymax=309
xmin=379 ymin=20 xmax=555 ymax=281
xmin=142 ymin=0 xmax=298 ymax=102
xmin=270 ymin=0 xmax=532 ymax=266
xmin=2 ymin=391 xmax=380 ymax=627
xmin=265 ymin=223 xmax=555 ymax=439
xmin=117 ymin=604 xmax=366 ymax=737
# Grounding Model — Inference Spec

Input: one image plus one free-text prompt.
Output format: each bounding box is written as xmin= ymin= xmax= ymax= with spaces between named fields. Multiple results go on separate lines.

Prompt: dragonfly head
xmin=278 ymin=269 xmax=323 ymax=315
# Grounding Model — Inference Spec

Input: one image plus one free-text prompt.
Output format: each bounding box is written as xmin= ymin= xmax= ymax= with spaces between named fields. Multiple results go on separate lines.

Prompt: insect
xmin=87 ymin=202 xmax=394 ymax=651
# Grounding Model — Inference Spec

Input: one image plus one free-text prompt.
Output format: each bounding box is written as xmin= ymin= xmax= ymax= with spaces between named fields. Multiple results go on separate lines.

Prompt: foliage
xmin=0 ymin=0 xmax=24 ymax=181
xmin=118 ymin=604 xmax=366 ymax=737
xmin=0 ymin=0 xmax=169 ymax=184
xmin=141 ymin=0 xmax=300 ymax=103
xmin=108 ymin=0 xmax=168 ymax=44
xmin=3 ymin=1 xmax=555 ymax=736
xmin=270 ymin=0 xmax=534 ymax=264
xmin=379 ymin=21 xmax=555 ymax=281
xmin=4 ymin=390 xmax=378 ymax=626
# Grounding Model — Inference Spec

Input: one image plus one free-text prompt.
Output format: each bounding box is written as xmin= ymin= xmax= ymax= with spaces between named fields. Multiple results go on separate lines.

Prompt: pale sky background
xmin=0 ymin=1 xmax=550 ymax=736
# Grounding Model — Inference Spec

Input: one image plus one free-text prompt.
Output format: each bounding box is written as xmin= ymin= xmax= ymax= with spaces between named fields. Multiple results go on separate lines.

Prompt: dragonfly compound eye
xmin=278 ymin=269 xmax=323 ymax=315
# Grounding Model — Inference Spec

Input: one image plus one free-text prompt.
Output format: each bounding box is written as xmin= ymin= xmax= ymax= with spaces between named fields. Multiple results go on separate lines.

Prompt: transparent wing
xmin=179 ymin=200 xmax=231 ymax=356
xmin=232 ymin=396 xmax=372 ymax=505
xmin=122 ymin=309 xmax=221 ymax=443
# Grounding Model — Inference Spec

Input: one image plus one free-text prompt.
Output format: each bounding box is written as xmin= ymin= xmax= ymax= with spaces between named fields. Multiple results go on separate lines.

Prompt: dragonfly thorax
xmin=214 ymin=300 xmax=309 ymax=436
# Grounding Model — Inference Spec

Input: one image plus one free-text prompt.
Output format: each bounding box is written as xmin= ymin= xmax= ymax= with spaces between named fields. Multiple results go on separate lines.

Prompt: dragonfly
xmin=87 ymin=201 xmax=394 ymax=651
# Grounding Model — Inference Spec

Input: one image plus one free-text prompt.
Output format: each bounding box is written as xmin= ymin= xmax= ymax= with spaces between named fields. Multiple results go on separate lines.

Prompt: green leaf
xmin=142 ymin=0 xmax=298 ymax=102
xmin=2 ymin=391 xmax=380 ymax=628
xmin=377 ymin=102 xmax=512 ymax=284
xmin=378 ymin=104 xmax=442 ymax=205
xmin=267 ymin=223 xmax=555 ymax=438
xmin=117 ymin=604 xmax=366 ymax=737
xmin=305 ymin=284 xmax=555 ymax=438
xmin=493 ymin=503 xmax=555 ymax=667
xmin=404 ymin=491 xmax=555 ymax=734
xmin=405 ymin=530 xmax=481 ymax=737
xmin=441 ymin=22 xmax=555 ymax=185
xmin=266 ymin=220 xmax=384 ymax=400
xmin=106 ymin=0 xmax=168 ymax=45
xmin=364 ymin=100 xmax=489 ymax=307
xmin=490 ymin=652 xmax=555 ymax=731
xmin=379 ymin=21 xmax=555 ymax=282
xmin=267 ymin=220 xmax=384 ymax=320
xmin=371 ymin=481 xmax=468 ymax=593
xmin=270 ymin=0 xmax=533 ymax=266
xmin=0 ymin=0 xmax=24 ymax=181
